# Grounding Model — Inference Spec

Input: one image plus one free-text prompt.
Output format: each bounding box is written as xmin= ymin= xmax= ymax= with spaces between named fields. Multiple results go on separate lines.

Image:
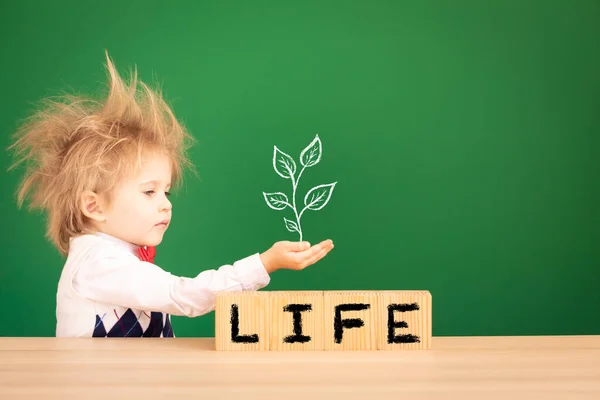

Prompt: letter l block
xmin=215 ymin=292 xmax=269 ymax=351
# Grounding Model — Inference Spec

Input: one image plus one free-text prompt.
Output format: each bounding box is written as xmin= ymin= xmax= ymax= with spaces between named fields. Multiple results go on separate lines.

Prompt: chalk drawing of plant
xmin=262 ymin=134 xmax=337 ymax=241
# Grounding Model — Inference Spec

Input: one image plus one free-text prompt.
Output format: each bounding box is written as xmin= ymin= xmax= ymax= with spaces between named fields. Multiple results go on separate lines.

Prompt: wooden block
xmin=374 ymin=290 xmax=432 ymax=350
xmin=214 ymin=290 xmax=433 ymax=351
xmin=215 ymin=291 xmax=269 ymax=351
xmin=323 ymin=291 xmax=378 ymax=350
xmin=268 ymin=291 xmax=324 ymax=351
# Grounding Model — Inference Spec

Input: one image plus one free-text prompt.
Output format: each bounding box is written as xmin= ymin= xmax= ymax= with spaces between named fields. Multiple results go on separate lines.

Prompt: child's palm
xmin=260 ymin=240 xmax=334 ymax=273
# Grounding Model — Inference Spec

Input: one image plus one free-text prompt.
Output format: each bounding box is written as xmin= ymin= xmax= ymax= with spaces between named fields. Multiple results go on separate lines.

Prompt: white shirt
xmin=56 ymin=232 xmax=271 ymax=337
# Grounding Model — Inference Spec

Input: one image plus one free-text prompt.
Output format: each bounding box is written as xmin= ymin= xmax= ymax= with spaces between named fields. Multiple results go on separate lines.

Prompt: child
xmin=8 ymin=52 xmax=334 ymax=338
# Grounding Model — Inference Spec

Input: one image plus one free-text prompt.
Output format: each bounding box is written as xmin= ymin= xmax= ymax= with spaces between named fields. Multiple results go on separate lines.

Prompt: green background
xmin=1 ymin=0 xmax=598 ymax=337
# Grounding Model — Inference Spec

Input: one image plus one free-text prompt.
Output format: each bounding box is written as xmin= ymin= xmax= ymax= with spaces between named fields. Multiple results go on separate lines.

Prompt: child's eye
xmin=144 ymin=190 xmax=155 ymax=196
xmin=165 ymin=191 xmax=172 ymax=197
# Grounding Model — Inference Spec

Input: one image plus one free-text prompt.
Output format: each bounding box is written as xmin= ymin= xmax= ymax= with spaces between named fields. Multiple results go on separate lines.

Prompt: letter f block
xmin=323 ymin=291 xmax=377 ymax=350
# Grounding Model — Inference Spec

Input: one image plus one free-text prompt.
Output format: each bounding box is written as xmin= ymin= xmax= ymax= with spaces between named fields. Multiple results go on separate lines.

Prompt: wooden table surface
xmin=1 ymin=335 xmax=599 ymax=399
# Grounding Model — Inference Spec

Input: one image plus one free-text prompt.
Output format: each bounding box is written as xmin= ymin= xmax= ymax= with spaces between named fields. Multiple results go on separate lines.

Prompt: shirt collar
xmin=92 ymin=232 xmax=139 ymax=254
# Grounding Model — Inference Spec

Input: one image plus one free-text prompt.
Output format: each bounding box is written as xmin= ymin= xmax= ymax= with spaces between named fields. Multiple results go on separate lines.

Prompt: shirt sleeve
xmin=72 ymin=252 xmax=271 ymax=317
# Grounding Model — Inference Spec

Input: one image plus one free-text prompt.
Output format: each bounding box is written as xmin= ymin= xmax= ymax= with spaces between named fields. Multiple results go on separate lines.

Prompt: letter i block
xmin=376 ymin=291 xmax=432 ymax=350
xmin=215 ymin=292 xmax=269 ymax=351
xmin=268 ymin=291 xmax=324 ymax=351
xmin=323 ymin=291 xmax=377 ymax=350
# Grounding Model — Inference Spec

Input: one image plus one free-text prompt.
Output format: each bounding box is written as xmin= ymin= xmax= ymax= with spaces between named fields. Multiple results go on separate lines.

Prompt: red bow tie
xmin=138 ymin=246 xmax=156 ymax=263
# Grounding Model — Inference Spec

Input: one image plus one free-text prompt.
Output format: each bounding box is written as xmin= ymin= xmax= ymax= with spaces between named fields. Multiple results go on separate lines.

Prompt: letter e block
xmin=323 ymin=291 xmax=377 ymax=350
xmin=269 ymin=291 xmax=324 ymax=351
xmin=376 ymin=290 xmax=432 ymax=350
xmin=215 ymin=292 xmax=269 ymax=351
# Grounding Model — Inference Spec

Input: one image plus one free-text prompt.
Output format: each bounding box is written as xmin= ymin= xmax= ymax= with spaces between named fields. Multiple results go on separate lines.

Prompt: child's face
xmin=100 ymin=151 xmax=173 ymax=247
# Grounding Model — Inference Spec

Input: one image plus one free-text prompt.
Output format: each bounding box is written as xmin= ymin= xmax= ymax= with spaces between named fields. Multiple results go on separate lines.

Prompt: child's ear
xmin=80 ymin=190 xmax=107 ymax=222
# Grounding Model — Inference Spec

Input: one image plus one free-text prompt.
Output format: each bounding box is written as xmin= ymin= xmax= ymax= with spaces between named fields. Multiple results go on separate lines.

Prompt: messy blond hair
xmin=8 ymin=51 xmax=195 ymax=256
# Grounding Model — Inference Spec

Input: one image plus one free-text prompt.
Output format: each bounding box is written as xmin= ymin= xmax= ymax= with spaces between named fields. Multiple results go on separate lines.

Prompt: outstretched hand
xmin=260 ymin=239 xmax=334 ymax=274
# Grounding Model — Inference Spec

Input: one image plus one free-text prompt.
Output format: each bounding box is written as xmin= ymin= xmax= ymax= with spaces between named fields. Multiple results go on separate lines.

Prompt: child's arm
xmin=72 ymin=239 xmax=333 ymax=317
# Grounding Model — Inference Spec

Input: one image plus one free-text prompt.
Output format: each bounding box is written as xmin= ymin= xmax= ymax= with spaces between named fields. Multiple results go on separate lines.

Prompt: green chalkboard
xmin=1 ymin=0 xmax=599 ymax=337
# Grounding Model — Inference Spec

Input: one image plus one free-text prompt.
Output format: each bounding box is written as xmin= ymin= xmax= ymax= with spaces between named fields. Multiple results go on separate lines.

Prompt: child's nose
xmin=161 ymin=197 xmax=172 ymax=212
